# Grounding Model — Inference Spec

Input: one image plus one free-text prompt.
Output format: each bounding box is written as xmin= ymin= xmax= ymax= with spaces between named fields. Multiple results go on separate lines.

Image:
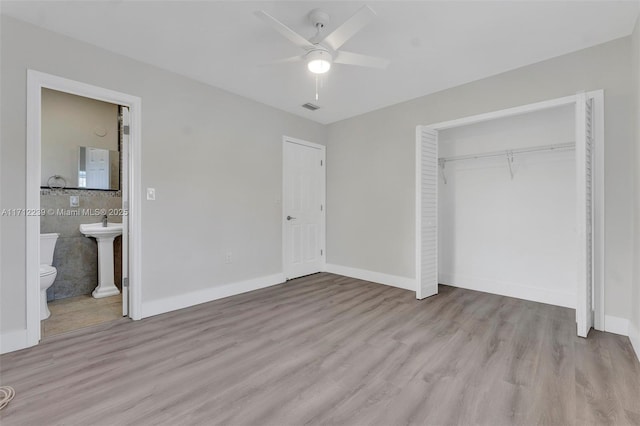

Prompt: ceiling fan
xmin=254 ymin=5 xmax=389 ymax=75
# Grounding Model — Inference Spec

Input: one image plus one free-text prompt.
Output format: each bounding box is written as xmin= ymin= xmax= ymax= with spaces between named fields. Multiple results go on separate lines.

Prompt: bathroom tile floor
xmin=41 ymin=293 xmax=123 ymax=337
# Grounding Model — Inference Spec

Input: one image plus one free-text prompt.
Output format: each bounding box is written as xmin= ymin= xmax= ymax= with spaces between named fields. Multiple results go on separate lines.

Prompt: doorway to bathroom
xmin=26 ymin=71 xmax=142 ymax=346
xmin=40 ymin=90 xmax=127 ymax=337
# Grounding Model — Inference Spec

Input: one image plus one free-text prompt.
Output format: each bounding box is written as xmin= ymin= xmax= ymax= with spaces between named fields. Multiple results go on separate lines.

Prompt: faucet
xmin=102 ymin=214 xmax=108 ymax=227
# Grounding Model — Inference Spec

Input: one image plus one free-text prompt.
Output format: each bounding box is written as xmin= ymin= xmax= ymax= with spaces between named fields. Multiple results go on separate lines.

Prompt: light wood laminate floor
xmin=1 ymin=273 xmax=639 ymax=425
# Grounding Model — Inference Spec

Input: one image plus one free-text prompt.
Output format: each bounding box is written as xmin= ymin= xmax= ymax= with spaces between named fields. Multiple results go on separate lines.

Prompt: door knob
xmin=286 ymin=215 xmax=296 ymax=221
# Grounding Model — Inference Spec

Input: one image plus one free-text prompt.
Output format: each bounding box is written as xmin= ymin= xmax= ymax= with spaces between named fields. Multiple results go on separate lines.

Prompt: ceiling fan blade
xmin=268 ymin=55 xmax=306 ymax=65
xmin=334 ymin=51 xmax=389 ymax=69
xmin=254 ymin=10 xmax=315 ymax=50
xmin=322 ymin=5 xmax=376 ymax=51
xmin=257 ymin=55 xmax=305 ymax=67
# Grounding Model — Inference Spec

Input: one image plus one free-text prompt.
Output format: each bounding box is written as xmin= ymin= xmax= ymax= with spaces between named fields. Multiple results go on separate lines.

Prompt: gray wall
xmin=326 ymin=36 xmax=634 ymax=321
xmin=0 ymin=16 xmax=326 ymax=334
xmin=631 ymin=16 xmax=640 ymax=353
xmin=40 ymin=189 xmax=122 ymax=301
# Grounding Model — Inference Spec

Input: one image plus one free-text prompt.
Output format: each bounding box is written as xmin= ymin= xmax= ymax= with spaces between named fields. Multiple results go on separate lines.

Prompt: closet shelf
xmin=438 ymin=142 xmax=575 ymax=164
xmin=438 ymin=142 xmax=575 ymax=184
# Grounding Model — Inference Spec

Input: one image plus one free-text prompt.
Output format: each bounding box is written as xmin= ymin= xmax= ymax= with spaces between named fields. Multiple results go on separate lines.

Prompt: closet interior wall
xmin=438 ymin=105 xmax=577 ymax=308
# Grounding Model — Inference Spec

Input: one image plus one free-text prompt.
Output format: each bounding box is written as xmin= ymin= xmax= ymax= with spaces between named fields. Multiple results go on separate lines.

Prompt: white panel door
xmin=283 ymin=139 xmax=325 ymax=280
xmin=575 ymin=94 xmax=594 ymax=337
xmin=86 ymin=148 xmax=110 ymax=189
xmin=120 ymin=106 xmax=129 ymax=317
xmin=416 ymin=126 xmax=439 ymax=299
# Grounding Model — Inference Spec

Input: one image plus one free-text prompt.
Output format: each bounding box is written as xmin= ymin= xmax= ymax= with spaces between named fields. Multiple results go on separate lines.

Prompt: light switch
xmin=146 ymin=188 xmax=156 ymax=201
xmin=70 ymin=195 xmax=79 ymax=207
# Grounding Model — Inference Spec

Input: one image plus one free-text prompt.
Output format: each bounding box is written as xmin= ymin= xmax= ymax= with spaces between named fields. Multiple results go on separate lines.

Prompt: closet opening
xmin=415 ymin=92 xmax=604 ymax=338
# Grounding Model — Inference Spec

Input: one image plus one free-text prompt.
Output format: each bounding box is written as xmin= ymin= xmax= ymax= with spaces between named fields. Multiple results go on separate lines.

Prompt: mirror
xmin=41 ymin=88 xmax=120 ymax=191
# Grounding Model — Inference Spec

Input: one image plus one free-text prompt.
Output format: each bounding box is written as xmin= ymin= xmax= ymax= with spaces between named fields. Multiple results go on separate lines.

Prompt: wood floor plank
xmin=1 ymin=272 xmax=639 ymax=426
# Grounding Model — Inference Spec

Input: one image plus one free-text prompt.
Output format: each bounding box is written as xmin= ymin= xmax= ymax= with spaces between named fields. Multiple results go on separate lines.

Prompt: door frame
xmin=281 ymin=136 xmax=326 ymax=280
xmin=415 ymin=91 xmax=605 ymax=332
xmin=26 ymin=70 xmax=143 ymax=347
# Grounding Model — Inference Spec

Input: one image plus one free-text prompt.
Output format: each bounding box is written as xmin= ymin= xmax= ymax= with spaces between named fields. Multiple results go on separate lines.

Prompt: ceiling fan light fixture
xmin=307 ymin=50 xmax=332 ymax=74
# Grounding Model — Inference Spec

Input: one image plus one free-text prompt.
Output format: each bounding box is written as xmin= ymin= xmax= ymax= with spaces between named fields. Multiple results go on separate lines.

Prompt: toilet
xmin=40 ymin=233 xmax=59 ymax=320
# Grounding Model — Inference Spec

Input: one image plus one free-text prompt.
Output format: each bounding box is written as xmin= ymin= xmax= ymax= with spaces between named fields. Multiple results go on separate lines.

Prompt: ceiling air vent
xmin=302 ymin=102 xmax=320 ymax=111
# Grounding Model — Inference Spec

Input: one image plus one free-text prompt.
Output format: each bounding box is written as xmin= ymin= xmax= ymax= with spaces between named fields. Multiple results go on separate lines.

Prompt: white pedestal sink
xmin=80 ymin=222 xmax=123 ymax=298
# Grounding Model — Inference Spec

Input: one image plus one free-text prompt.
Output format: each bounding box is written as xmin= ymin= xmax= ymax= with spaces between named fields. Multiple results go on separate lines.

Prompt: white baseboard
xmin=629 ymin=322 xmax=640 ymax=362
xmin=325 ymin=264 xmax=415 ymax=291
xmin=439 ymin=272 xmax=575 ymax=308
xmin=604 ymin=315 xmax=629 ymax=336
xmin=0 ymin=328 xmax=30 ymax=354
xmin=140 ymin=273 xmax=285 ymax=318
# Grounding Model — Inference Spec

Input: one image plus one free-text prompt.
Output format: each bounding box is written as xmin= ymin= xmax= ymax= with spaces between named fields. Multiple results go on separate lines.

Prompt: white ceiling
xmin=2 ymin=1 xmax=639 ymax=124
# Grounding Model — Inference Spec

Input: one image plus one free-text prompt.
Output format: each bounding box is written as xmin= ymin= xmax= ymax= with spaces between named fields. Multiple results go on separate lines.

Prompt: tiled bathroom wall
xmin=40 ymin=189 xmax=123 ymax=301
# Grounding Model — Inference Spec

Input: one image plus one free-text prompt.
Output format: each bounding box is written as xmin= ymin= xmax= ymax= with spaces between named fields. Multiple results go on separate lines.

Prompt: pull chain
xmin=314 ymin=22 xmax=323 ymax=102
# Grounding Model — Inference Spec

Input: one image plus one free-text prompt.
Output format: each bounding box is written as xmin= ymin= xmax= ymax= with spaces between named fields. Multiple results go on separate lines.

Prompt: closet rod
xmin=439 ymin=142 xmax=575 ymax=163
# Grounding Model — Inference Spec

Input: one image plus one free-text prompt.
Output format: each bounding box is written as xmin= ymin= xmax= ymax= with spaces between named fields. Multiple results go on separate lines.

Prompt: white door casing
xmin=120 ymin=106 xmax=130 ymax=317
xmin=416 ymin=126 xmax=439 ymax=300
xmin=283 ymin=137 xmax=326 ymax=280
